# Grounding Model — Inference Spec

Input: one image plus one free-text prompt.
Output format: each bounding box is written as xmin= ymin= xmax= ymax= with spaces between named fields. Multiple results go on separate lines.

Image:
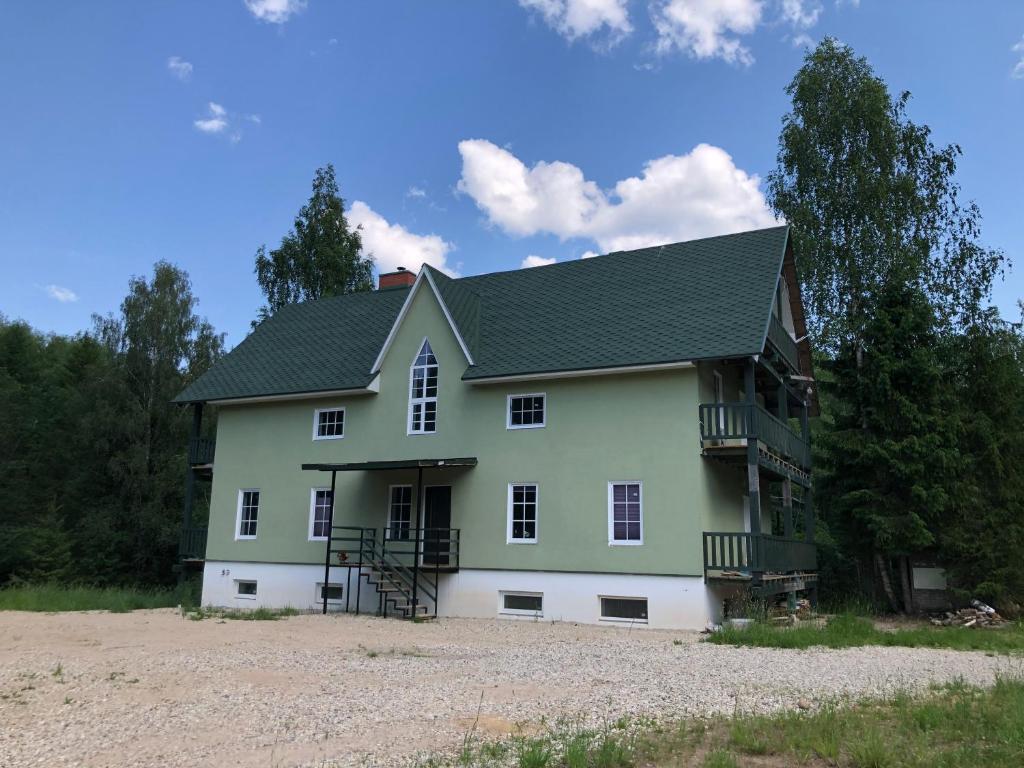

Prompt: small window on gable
xmin=409 ymin=339 xmax=438 ymax=434
xmin=313 ymin=407 xmax=345 ymax=440
xmin=508 ymin=394 xmax=545 ymax=429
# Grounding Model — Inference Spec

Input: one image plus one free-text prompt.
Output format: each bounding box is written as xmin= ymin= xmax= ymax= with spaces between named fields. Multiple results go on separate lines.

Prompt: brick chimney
xmin=378 ymin=267 xmax=416 ymax=290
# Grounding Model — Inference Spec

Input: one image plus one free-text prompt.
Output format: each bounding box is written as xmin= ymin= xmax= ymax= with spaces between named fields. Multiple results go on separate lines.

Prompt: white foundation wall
xmin=437 ymin=569 xmax=721 ymax=630
xmin=201 ymin=561 xmax=380 ymax=613
xmin=201 ymin=562 xmax=725 ymax=629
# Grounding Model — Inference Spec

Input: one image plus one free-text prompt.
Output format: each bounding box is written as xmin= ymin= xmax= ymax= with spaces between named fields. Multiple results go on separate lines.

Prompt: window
xmin=388 ymin=485 xmax=413 ymax=540
xmin=507 ymin=393 xmax=546 ymax=429
xmin=409 ymin=339 xmax=438 ymax=434
xmin=500 ymin=592 xmax=543 ymax=615
xmin=313 ymin=407 xmax=345 ymax=440
xmin=507 ymin=483 xmax=538 ymax=543
xmin=309 ymin=488 xmax=332 ymax=540
xmin=600 ymin=596 xmax=648 ymax=622
xmin=236 ymin=580 xmax=257 ymax=598
xmin=608 ymin=482 xmax=642 ymax=544
xmin=317 ymin=583 xmax=344 ymax=602
xmin=237 ymin=490 xmax=260 ymax=539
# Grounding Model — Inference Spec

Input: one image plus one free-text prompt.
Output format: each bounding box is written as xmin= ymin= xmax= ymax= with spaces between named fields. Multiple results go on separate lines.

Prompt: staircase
xmin=324 ymin=526 xmax=452 ymax=620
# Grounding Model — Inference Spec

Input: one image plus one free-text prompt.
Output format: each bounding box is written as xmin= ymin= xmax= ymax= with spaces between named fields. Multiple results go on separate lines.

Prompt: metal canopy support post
xmin=412 ymin=467 xmax=423 ymax=618
xmin=322 ymin=469 xmax=337 ymax=615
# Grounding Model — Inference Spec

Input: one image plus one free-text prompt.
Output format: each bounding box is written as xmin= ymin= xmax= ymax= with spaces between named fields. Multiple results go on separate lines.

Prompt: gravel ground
xmin=0 ymin=610 xmax=1020 ymax=767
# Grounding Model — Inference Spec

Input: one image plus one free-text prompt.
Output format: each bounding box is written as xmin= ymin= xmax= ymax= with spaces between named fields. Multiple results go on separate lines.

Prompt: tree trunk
xmin=899 ymin=555 xmax=914 ymax=615
xmin=875 ymin=551 xmax=901 ymax=613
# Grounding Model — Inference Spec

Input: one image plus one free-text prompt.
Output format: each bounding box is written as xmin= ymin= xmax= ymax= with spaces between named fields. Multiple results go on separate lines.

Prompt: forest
xmin=1 ymin=39 xmax=1021 ymax=613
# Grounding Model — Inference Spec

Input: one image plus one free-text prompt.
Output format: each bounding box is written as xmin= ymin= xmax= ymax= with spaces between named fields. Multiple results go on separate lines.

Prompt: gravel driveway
xmin=0 ymin=610 xmax=1018 ymax=767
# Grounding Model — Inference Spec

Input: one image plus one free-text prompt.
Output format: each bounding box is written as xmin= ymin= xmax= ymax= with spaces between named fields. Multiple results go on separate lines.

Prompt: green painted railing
xmin=699 ymin=402 xmax=810 ymax=469
xmin=179 ymin=527 xmax=208 ymax=560
xmin=767 ymin=312 xmax=800 ymax=372
xmin=703 ymin=531 xmax=816 ymax=576
xmin=188 ymin=437 xmax=215 ymax=465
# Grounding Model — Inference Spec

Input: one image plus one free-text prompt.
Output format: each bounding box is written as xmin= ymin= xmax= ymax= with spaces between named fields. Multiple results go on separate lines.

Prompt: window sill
xmin=235 ymin=536 xmax=257 ymax=541
xmin=507 ymin=539 xmax=538 ymax=545
xmin=507 ymin=423 xmax=546 ymax=431
xmin=500 ymin=610 xmax=544 ymax=618
xmin=309 ymin=536 xmax=328 ymax=542
xmin=599 ymin=616 xmax=648 ymax=624
xmin=608 ymin=540 xmax=643 ymax=546
xmin=235 ymin=595 xmax=257 ymax=601
xmin=312 ymin=435 xmax=345 ymax=441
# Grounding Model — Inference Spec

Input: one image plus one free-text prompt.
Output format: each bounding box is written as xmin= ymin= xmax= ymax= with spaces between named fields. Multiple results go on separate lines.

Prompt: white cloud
xmin=518 ymin=0 xmax=632 ymax=44
xmin=194 ymin=102 xmax=228 ymax=133
xmin=1013 ymin=36 xmax=1024 ymax=80
xmin=580 ymin=250 xmax=600 ymax=259
xmin=780 ymin=0 xmax=821 ymax=29
xmin=44 ymin=285 xmax=78 ymax=303
xmin=521 ymin=255 xmax=557 ymax=268
xmin=348 ymin=201 xmax=457 ymax=277
xmin=406 ymin=186 xmax=427 ymax=198
xmin=243 ymin=0 xmax=306 ymax=24
xmin=651 ymin=0 xmax=763 ymax=66
xmin=791 ymin=32 xmax=814 ymax=48
xmin=457 ymin=139 xmax=778 ymax=253
xmin=167 ymin=56 xmax=193 ymax=81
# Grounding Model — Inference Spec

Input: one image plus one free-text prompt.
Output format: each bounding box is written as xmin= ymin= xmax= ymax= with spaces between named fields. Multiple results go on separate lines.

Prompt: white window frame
xmin=315 ymin=582 xmax=344 ymax=604
xmin=235 ymin=489 xmax=260 ymax=540
xmin=713 ymin=370 xmax=725 ymax=432
xmin=499 ymin=591 xmax=544 ymax=617
xmin=235 ymin=580 xmax=257 ymax=600
xmin=598 ymin=595 xmax=649 ymax=624
xmin=386 ymin=484 xmax=413 ymax=540
xmin=507 ymin=483 xmax=539 ymax=544
xmin=312 ymin=406 xmax=346 ymax=441
xmin=407 ymin=337 xmax=438 ymax=435
xmin=308 ymin=487 xmax=332 ymax=541
xmin=607 ymin=481 xmax=643 ymax=546
xmin=506 ymin=392 xmax=546 ymax=430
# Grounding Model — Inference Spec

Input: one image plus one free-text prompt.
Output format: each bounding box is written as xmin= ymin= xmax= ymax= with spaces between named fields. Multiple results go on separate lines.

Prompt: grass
xmin=183 ymin=605 xmax=301 ymax=621
xmin=442 ymin=677 xmax=1024 ymax=767
xmin=0 ymin=583 xmax=190 ymax=613
xmin=707 ymin=613 xmax=1024 ymax=653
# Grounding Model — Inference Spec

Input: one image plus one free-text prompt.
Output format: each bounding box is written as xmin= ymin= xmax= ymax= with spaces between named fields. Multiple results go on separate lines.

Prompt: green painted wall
xmin=206 ymin=284 xmax=748 ymax=576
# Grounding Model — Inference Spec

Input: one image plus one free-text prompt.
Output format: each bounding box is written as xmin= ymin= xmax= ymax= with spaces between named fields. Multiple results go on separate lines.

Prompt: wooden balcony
xmin=699 ymin=402 xmax=810 ymax=475
xmin=179 ymin=527 xmax=208 ymax=561
xmin=703 ymin=531 xmax=817 ymax=594
xmin=188 ymin=437 xmax=215 ymax=466
xmin=766 ymin=312 xmax=800 ymax=373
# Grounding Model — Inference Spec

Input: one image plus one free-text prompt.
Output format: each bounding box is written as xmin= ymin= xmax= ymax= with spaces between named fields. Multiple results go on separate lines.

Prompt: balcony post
xmin=744 ymin=359 xmax=762 ymax=539
xmin=179 ymin=402 xmax=203 ymax=570
xmin=782 ymin=477 xmax=794 ymax=539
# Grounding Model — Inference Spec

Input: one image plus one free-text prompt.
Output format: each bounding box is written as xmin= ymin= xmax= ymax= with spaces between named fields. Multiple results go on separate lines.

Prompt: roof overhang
xmin=370 ymin=268 xmax=474 ymax=374
xmin=464 ymin=360 xmax=695 ymax=385
xmin=184 ymin=375 xmax=381 ymax=406
xmin=301 ymin=457 xmax=478 ymax=472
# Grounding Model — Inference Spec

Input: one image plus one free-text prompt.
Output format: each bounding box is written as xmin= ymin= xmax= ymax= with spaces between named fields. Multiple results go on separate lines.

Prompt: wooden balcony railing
xmin=179 ymin=527 xmax=208 ymax=560
xmin=767 ymin=312 xmax=800 ymax=372
xmin=699 ymin=402 xmax=810 ymax=469
xmin=702 ymin=531 xmax=817 ymax=576
xmin=188 ymin=437 xmax=215 ymax=466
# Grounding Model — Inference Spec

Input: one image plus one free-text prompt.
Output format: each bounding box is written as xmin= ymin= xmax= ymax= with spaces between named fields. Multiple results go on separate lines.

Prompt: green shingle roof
xmin=175 ymin=225 xmax=790 ymax=403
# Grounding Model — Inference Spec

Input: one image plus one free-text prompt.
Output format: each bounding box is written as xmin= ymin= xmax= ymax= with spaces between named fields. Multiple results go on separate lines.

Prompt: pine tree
xmin=821 ymin=281 xmax=958 ymax=612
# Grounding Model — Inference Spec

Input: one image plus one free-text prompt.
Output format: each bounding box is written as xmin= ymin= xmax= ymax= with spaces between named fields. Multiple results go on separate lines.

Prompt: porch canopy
xmin=301 ymin=457 xmax=477 ymax=473
xmin=301 ymin=458 xmax=476 ymax=615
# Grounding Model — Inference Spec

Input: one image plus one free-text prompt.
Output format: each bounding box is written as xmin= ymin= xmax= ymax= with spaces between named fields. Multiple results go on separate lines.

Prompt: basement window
xmin=317 ymin=583 xmax=344 ymax=602
xmin=500 ymin=592 xmax=543 ymax=616
xmin=236 ymin=580 xmax=257 ymax=599
xmin=600 ymin=596 xmax=648 ymax=622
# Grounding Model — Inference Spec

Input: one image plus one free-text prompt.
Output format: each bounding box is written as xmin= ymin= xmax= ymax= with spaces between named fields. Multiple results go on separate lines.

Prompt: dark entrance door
xmin=423 ymin=485 xmax=451 ymax=566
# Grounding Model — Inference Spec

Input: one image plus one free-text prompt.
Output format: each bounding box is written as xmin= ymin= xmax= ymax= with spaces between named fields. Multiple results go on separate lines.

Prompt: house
xmin=174 ymin=225 xmax=817 ymax=630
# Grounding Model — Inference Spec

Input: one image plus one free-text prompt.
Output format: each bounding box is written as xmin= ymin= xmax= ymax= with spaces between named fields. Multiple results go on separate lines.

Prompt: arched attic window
xmin=408 ymin=339 xmax=438 ymax=434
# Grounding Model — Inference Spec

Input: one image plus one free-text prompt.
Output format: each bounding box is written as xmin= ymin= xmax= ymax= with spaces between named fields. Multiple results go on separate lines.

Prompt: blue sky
xmin=1 ymin=1 xmax=1022 ymax=348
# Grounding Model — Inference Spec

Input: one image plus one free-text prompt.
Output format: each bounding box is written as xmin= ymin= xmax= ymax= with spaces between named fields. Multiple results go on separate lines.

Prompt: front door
xmin=423 ymin=485 xmax=451 ymax=566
